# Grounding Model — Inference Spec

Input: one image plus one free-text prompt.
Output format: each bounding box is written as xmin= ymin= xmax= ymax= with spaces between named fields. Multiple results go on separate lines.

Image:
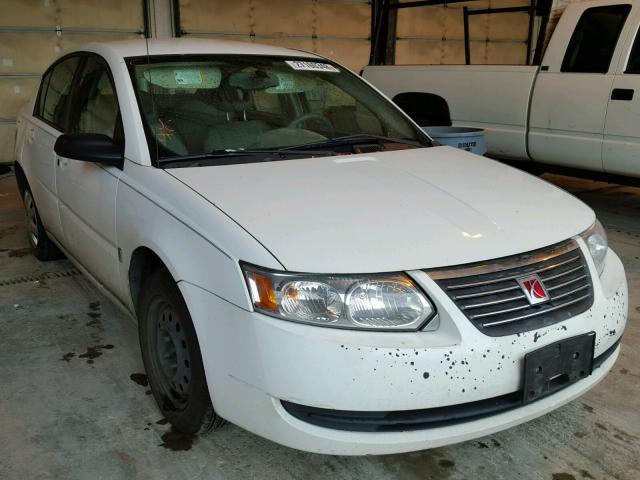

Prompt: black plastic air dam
xmin=281 ymin=340 xmax=620 ymax=433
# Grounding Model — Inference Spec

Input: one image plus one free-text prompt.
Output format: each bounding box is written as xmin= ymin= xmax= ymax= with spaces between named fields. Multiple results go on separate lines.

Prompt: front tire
xmin=138 ymin=267 xmax=224 ymax=434
xmin=22 ymin=187 xmax=63 ymax=261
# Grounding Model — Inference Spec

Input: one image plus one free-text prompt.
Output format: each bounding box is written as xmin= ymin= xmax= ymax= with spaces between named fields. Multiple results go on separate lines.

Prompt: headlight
xmin=580 ymin=219 xmax=608 ymax=276
xmin=242 ymin=264 xmax=436 ymax=331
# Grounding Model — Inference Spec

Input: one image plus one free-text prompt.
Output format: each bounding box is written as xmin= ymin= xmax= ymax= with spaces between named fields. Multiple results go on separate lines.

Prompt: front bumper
xmin=179 ymin=246 xmax=627 ymax=455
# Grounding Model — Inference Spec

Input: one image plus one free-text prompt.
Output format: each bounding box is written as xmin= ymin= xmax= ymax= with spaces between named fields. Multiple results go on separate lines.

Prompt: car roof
xmin=70 ymin=38 xmax=323 ymax=60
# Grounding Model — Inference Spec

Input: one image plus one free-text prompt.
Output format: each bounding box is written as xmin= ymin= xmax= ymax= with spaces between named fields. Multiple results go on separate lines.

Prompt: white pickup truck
xmin=363 ymin=0 xmax=640 ymax=178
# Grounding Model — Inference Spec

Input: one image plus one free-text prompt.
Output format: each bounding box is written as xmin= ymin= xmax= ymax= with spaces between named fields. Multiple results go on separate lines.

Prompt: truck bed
xmin=363 ymin=65 xmax=538 ymax=161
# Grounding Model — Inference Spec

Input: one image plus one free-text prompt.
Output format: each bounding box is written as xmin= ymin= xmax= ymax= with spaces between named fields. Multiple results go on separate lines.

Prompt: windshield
xmin=126 ymin=55 xmax=430 ymax=165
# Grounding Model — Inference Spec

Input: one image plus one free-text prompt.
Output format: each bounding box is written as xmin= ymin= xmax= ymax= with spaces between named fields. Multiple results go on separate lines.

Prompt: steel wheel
xmin=151 ymin=299 xmax=192 ymax=409
xmin=23 ymin=189 xmax=39 ymax=249
xmin=138 ymin=267 xmax=224 ymax=434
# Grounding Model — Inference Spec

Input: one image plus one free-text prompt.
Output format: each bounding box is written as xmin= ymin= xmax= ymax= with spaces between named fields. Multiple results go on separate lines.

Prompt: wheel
xmin=138 ymin=267 xmax=225 ymax=434
xmin=22 ymin=187 xmax=63 ymax=261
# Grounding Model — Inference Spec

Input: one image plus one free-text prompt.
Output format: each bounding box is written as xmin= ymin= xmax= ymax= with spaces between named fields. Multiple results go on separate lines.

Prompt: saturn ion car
xmin=14 ymin=39 xmax=627 ymax=455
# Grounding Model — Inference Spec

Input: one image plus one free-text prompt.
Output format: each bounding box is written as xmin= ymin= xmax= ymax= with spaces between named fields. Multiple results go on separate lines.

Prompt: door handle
xmin=611 ymin=88 xmax=634 ymax=101
xmin=27 ymin=128 xmax=35 ymax=144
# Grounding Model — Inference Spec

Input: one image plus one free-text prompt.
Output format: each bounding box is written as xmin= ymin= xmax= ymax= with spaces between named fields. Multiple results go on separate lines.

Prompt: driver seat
xmin=203 ymin=86 xmax=269 ymax=151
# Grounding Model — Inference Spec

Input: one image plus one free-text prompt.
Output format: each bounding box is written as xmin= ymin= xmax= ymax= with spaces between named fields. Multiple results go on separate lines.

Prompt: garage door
xmin=395 ymin=0 xmax=532 ymax=65
xmin=175 ymin=0 xmax=372 ymax=72
xmin=0 ymin=0 xmax=145 ymax=164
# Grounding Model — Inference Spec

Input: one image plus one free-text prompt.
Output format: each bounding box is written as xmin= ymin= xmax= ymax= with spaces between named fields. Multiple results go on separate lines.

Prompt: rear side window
xmin=561 ymin=5 xmax=631 ymax=73
xmin=40 ymin=56 xmax=81 ymax=130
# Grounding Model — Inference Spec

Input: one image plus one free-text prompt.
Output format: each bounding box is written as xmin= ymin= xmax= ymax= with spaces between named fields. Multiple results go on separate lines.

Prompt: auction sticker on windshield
xmin=285 ymin=60 xmax=340 ymax=73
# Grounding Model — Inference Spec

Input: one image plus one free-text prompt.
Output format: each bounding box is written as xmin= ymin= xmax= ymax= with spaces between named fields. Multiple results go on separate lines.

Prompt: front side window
xmin=68 ymin=56 xmax=122 ymax=143
xmin=40 ymin=55 xmax=81 ymax=129
xmin=127 ymin=55 xmax=429 ymax=165
xmin=561 ymin=5 xmax=631 ymax=73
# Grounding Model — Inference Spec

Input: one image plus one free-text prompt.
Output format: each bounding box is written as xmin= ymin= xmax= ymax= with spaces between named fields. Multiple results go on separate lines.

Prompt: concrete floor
xmin=0 ymin=169 xmax=638 ymax=480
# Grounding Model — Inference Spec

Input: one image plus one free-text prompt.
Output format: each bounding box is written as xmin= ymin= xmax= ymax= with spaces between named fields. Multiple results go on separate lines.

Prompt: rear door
xmin=528 ymin=3 xmax=632 ymax=171
xmin=26 ymin=54 xmax=82 ymax=243
xmin=603 ymin=6 xmax=640 ymax=176
xmin=56 ymin=54 xmax=124 ymax=295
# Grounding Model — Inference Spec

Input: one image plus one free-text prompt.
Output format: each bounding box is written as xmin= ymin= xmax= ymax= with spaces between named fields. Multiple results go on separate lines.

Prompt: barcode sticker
xmin=285 ymin=60 xmax=339 ymax=73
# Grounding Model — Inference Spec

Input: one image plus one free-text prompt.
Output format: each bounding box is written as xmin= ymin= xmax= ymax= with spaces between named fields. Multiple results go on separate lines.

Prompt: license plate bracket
xmin=522 ymin=332 xmax=595 ymax=405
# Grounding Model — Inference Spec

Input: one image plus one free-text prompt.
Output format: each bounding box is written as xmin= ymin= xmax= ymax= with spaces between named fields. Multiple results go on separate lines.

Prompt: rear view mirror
xmin=54 ymin=133 xmax=123 ymax=167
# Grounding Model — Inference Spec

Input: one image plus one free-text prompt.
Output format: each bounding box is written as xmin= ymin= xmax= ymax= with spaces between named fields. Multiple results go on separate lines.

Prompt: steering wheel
xmin=288 ymin=113 xmax=334 ymax=137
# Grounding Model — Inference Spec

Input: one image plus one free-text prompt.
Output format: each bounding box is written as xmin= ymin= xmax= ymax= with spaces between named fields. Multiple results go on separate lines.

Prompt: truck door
xmin=528 ymin=3 xmax=632 ymax=172
xmin=603 ymin=7 xmax=640 ymax=177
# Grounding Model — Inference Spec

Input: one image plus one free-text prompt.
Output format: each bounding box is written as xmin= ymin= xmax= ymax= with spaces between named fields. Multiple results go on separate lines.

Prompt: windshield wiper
xmin=280 ymin=134 xmax=427 ymax=152
xmin=157 ymin=148 xmax=336 ymax=168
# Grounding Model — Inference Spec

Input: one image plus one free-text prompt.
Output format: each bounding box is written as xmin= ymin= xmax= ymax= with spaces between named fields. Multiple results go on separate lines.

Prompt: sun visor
xmin=137 ymin=64 xmax=222 ymax=91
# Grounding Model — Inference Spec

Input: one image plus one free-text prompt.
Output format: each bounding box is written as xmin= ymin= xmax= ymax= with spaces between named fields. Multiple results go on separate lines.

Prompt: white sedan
xmin=14 ymin=39 xmax=627 ymax=455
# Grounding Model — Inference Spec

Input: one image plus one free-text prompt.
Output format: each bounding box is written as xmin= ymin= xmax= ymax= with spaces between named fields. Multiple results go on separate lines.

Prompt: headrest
xmin=228 ymin=70 xmax=279 ymax=91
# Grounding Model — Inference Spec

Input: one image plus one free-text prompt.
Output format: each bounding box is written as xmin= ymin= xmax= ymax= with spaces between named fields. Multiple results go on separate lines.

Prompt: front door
xmin=528 ymin=4 xmax=632 ymax=172
xmin=56 ymin=54 xmax=124 ymax=295
xmin=603 ymin=6 xmax=640 ymax=176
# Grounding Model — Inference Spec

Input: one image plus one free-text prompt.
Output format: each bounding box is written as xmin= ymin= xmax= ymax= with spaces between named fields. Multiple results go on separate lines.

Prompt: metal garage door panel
xmin=57 ymin=0 xmax=144 ymax=31
xmin=396 ymin=0 xmax=530 ymax=65
xmin=0 ymin=78 xmax=39 ymax=120
xmin=251 ymin=0 xmax=314 ymax=36
xmin=179 ymin=0 xmax=313 ymax=35
xmin=397 ymin=4 xmax=465 ymax=40
xmin=1 ymin=0 xmax=57 ymax=28
xmin=0 ymin=33 xmax=61 ymax=74
xmin=178 ymin=0 xmax=248 ymax=33
xmin=312 ymin=39 xmax=370 ymax=71
xmin=469 ymin=40 xmax=526 ymax=64
xmin=396 ymin=39 xmax=466 ymax=65
xmin=59 ymin=33 xmax=143 ymax=53
xmin=0 ymin=124 xmax=17 ymax=164
xmin=314 ymin=1 xmax=370 ymax=38
xmin=179 ymin=0 xmax=369 ymax=40
xmin=485 ymin=42 xmax=526 ymax=64
xmin=468 ymin=12 xmax=528 ymax=42
xmin=0 ymin=1 xmax=145 ymax=166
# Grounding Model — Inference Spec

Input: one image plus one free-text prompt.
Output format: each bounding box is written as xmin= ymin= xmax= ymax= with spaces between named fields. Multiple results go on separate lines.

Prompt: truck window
xmin=561 ymin=4 xmax=631 ymax=74
xmin=625 ymin=29 xmax=640 ymax=73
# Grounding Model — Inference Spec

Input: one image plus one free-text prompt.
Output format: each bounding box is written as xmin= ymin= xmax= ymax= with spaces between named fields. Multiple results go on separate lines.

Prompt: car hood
xmin=168 ymin=146 xmax=594 ymax=273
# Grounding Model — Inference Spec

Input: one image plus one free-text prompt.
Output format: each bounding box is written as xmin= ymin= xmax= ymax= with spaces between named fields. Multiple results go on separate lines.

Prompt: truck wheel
xmin=138 ymin=267 xmax=225 ymax=434
xmin=22 ymin=187 xmax=63 ymax=261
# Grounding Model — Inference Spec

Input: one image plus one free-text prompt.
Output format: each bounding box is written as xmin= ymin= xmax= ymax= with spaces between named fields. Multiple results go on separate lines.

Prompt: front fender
xmin=115 ymin=160 xmax=283 ymax=312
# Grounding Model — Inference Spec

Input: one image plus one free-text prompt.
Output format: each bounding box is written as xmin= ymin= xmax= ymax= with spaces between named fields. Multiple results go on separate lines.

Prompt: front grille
xmin=428 ymin=241 xmax=594 ymax=336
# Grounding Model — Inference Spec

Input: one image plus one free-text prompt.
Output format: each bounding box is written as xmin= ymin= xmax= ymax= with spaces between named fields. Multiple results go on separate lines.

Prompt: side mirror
xmin=54 ymin=133 xmax=123 ymax=167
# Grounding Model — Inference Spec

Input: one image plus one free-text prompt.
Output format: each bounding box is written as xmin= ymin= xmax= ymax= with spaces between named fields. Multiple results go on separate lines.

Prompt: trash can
xmin=422 ymin=126 xmax=487 ymax=156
